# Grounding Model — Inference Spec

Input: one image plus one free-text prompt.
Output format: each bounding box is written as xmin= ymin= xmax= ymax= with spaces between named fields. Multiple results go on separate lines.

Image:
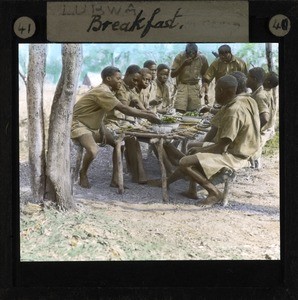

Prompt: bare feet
xmin=138 ymin=179 xmax=148 ymax=184
xmin=180 ymin=191 xmax=198 ymax=200
xmin=130 ymin=177 xmax=147 ymax=184
xmin=196 ymin=191 xmax=223 ymax=207
xmin=147 ymin=179 xmax=162 ymax=187
xmin=110 ymin=182 xmax=129 ymax=189
xmin=79 ymin=171 xmax=91 ymax=188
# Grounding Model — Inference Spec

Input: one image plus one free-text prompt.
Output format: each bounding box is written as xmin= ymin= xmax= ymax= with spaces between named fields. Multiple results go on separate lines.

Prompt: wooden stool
xmin=210 ymin=168 xmax=236 ymax=206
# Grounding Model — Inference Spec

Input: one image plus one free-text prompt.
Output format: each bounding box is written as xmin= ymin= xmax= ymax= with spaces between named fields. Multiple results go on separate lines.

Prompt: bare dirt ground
xmin=19 ymin=85 xmax=280 ymax=261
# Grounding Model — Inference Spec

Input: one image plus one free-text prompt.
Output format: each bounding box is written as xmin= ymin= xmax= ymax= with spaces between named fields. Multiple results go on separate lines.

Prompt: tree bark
xmin=46 ymin=44 xmax=83 ymax=210
xmin=265 ymin=43 xmax=278 ymax=122
xmin=26 ymin=44 xmax=47 ymax=203
xmin=154 ymin=138 xmax=169 ymax=203
xmin=265 ymin=43 xmax=273 ymax=72
xmin=115 ymin=133 xmax=125 ymax=194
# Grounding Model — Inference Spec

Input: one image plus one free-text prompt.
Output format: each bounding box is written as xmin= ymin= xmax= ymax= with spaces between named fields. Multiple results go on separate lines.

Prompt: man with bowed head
xmin=167 ymin=75 xmax=261 ymax=206
xmin=171 ymin=43 xmax=209 ymax=113
xmin=246 ymin=67 xmax=277 ymax=168
xmin=71 ymin=66 xmax=161 ymax=188
xmin=202 ymin=44 xmax=248 ymax=96
xmin=204 ymin=44 xmax=247 ymax=82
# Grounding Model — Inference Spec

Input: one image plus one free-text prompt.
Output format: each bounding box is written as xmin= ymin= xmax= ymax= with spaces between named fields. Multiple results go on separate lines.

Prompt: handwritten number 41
xmin=18 ymin=23 xmax=31 ymax=35
xmin=273 ymin=18 xmax=288 ymax=31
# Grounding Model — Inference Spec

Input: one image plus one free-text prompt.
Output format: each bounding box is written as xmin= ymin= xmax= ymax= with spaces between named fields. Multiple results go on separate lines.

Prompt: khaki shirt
xmin=211 ymin=92 xmax=250 ymax=128
xmin=140 ymin=80 xmax=157 ymax=109
xmin=171 ymin=51 xmax=209 ymax=84
xmin=215 ymin=94 xmax=261 ymax=158
xmin=211 ymin=108 xmax=224 ymax=128
xmin=251 ymin=86 xmax=275 ymax=132
xmin=115 ymin=82 xmax=137 ymax=106
xmin=139 ymin=88 xmax=149 ymax=109
xmin=105 ymin=82 xmax=140 ymax=120
xmin=72 ymin=83 xmax=120 ymax=130
xmin=155 ymin=79 xmax=171 ymax=109
xmin=204 ymin=55 xmax=248 ymax=83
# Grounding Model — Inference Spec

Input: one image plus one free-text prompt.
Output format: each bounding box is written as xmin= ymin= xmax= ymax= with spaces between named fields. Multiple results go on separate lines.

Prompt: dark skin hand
xmin=260 ymin=112 xmax=269 ymax=128
xmin=199 ymin=106 xmax=211 ymax=114
xmin=186 ymin=125 xmax=218 ymax=154
xmin=188 ymin=137 xmax=231 ymax=156
xmin=115 ymin=102 xmax=161 ymax=124
xmin=130 ymin=98 xmax=147 ymax=111
xmin=149 ymin=99 xmax=162 ymax=106
xmin=199 ymin=105 xmax=220 ymax=115
xmin=171 ymin=56 xmax=196 ymax=78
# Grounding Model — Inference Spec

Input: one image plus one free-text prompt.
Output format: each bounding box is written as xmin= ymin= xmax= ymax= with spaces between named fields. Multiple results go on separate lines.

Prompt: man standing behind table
xmin=202 ymin=44 xmax=248 ymax=101
xmin=171 ymin=43 xmax=209 ymax=113
xmin=167 ymin=75 xmax=261 ymax=206
xmin=71 ymin=66 xmax=160 ymax=189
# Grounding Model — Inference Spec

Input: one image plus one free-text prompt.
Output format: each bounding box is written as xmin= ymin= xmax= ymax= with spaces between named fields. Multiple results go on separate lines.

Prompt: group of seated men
xmin=70 ymin=43 xmax=279 ymax=206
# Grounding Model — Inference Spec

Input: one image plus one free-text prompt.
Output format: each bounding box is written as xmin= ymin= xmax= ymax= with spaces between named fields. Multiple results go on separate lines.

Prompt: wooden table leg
xmin=155 ymin=138 xmax=169 ymax=203
xmin=115 ymin=133 xmax=125 ymax=194
xmin=181 ymin=138 xmax=189 ymax=154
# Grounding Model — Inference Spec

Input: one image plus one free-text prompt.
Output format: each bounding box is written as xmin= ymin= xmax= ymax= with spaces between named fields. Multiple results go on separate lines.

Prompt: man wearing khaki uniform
xmin=246 ymin=67 xmax=276 ymax=168
xmin=141 ymin=60 xmax=158 ymax=110
xmin=204 ymin=45 xmax=247 ymax=81
xmin=71 ymin=66 xmax=160 ymax=188
xmin=171 ymin=43 xmax=209 ymax=113
xmin=106 ymin=64 xmax=143 ymax=127
xmin=168 ymin=75 xmax=260 ymax=206
xmin=202 ymin=44 xmax=247 ymax=101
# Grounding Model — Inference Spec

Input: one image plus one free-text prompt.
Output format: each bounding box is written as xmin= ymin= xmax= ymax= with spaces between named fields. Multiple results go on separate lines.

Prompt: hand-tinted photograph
xmin=19 ymin=42 xmax=279 ymax=261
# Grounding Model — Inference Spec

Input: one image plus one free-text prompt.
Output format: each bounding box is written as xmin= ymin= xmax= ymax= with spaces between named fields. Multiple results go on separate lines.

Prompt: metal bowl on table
xmin=152 ymin=123 xmax=179 ymax=134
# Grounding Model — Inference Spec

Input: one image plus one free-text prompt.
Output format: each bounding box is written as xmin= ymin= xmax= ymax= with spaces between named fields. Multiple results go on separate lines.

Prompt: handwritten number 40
xmin=18 ymin=23 xmax=31 ymax=35
xmin=273 ymin=18 xmax=288 ymax=31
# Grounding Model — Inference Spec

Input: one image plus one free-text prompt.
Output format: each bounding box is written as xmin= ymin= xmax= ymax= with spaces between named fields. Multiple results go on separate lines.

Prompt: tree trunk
xmin=265 ymin=43 xmax=278 ymax=122
xmin=265 ymin=43 xmax=273 ymax=72
xmin=46 ymin=44 xmax=83 ymax=210
xmin=26 ymin=44 xmax=47 ymax=203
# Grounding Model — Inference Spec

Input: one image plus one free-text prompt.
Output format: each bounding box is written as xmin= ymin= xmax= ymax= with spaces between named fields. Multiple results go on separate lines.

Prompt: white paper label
xmin=47 ymin=1 xmax=248 ymax=42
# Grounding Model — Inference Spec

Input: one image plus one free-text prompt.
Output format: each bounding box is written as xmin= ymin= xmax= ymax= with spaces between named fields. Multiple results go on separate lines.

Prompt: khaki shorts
xmin=252 ymin=127 xmax=276 ymax=160
xmin=195 ymin=151 xmax=250 ymax=179
xmin=71 ymin=119 xmax=100 ymax=140
xmin=174 ymin=83 xmax=202 ymax=111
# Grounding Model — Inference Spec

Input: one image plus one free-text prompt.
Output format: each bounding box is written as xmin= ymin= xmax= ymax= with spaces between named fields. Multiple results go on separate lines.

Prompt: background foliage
xmin=19 ymin=43 xmax=279 ymax=86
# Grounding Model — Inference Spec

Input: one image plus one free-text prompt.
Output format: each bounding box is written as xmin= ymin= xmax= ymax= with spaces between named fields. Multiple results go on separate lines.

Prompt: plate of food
xmin=181 ymin=116 xmax=200 ymax=123
xmin=152 ymin=115 xmax=180 ymax=133
xmin=180 ymin=111 xmax=203 ymax=123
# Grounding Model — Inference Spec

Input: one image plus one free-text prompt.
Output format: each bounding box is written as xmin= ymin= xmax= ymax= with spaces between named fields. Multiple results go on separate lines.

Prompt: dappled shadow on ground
xmin=20 ymin=143 xmax=279 ymax=219
xmin=20 ymin=142 xmax=279 ymax=217
xmin=217 ymin=201 xmax=279 ymax=217
xmin=77 ymin=197 xmax=279 ymax=218
xmin=19 ymin=146 xmax=280 ymax=261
